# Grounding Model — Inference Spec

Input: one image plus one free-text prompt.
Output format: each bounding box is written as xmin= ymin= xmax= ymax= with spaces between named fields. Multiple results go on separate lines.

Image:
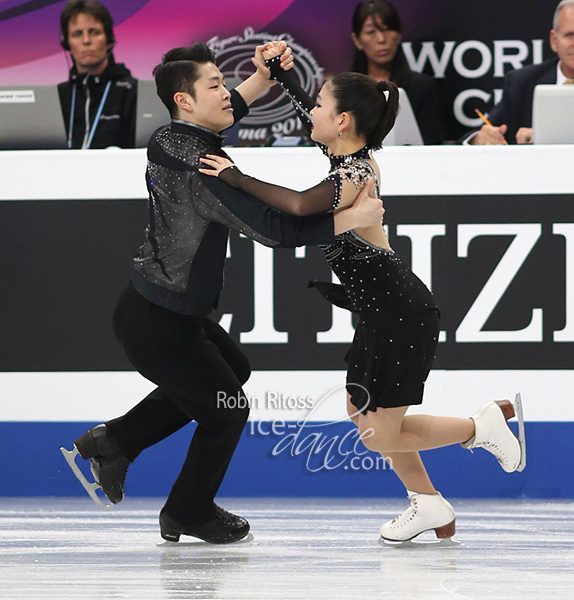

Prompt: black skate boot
xmin=159 ymin=505 xmax=250 ymax=544
xmin=60 ymin=424 xmax=130 ymax=509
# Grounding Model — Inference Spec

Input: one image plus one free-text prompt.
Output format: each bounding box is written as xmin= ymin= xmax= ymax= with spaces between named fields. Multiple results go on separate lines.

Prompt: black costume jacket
xmin=132 ymin=90 xmax=335 ymax=317
xmin=58 ymin=61 xmax=137 ymax=149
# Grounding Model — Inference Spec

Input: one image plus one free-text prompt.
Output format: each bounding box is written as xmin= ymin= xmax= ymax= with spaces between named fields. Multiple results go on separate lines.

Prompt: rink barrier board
xmin=1 ymin=147 xmax=573 ymax=498
xmin=0 ymin=421 xmax=570 ymax=499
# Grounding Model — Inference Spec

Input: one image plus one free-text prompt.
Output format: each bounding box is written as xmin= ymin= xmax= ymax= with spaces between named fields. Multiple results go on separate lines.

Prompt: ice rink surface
xmin=1 ymin=497 xmax=573 ymax=600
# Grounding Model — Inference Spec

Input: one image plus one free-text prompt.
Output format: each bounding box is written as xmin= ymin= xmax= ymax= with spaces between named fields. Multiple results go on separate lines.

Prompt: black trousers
xmin=106 ymin=283 xmax=250 ymax=525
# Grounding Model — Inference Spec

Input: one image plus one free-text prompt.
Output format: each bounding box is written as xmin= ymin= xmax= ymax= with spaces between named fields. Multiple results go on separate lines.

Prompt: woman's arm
xmin=199 ymin=155 xmax=337 ymax=215
xmin=264 ymin=53 xmax=316 ymax=137
xmin=199 ymin=154 xmax=380 ymax=217
xmin=193 ymin=174 xmax=383 ymax=248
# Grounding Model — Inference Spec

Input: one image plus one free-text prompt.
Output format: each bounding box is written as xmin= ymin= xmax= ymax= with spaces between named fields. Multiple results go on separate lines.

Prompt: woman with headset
xmin=58 ymin=0 xmax=137 ymax=149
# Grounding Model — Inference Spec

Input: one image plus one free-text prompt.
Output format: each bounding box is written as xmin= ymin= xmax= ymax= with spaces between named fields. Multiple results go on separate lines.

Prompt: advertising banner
xmin=0 ymin=0 xmax=561 ymax=139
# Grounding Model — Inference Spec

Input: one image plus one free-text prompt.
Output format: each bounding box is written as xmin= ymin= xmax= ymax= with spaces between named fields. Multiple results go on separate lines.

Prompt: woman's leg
xmin=356 ymin=404 xmax=475 ymax=454
xmin=382 ymin=451 xmax=436 ymax=495
xmin=347 ymin=396 xmax=437 ymax=494
xmin=346 ymin=396 xmax=454 ymax=540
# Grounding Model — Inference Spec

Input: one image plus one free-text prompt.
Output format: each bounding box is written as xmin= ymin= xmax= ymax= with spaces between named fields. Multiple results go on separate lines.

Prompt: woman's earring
xmin=338 ymin=131 xmax=343 ymax=139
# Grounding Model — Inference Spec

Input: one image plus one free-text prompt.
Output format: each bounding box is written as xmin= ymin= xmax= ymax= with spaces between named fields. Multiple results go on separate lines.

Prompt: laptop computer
xmin=532 ymin=84 xmax=574 ymax=144
xmin=384 ymin=87 xmax=423 ymax=146
xmin=0 ymin=85 xmax=67 ymax=150
xmin=135 ymin=80 xmax=170 ymax=147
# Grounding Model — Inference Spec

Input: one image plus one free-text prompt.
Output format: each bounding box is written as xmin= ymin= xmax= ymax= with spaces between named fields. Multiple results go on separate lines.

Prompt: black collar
xmin=329 ymin=146 xmax=370 ymax=169
xmin=171 ymin=119 xmax=225 ymax=146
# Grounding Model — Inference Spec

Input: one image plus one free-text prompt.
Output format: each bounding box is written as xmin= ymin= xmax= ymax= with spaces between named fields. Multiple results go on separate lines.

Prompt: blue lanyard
xmin=67 ymin=79 xmax=112 ymax=149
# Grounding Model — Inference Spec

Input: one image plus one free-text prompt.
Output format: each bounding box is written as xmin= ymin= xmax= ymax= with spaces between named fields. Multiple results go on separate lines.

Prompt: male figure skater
xmin=61 ymin=41 xmax=384 ymax=543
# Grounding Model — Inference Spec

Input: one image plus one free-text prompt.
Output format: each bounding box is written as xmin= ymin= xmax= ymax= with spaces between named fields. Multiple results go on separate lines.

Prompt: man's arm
xmin=233 ymin=42 xmax=293 ymax=106
xmin=463 ymin=73 xmax=513 ymax=145
xmin=192 ymin=174 xmax=383 ymax=249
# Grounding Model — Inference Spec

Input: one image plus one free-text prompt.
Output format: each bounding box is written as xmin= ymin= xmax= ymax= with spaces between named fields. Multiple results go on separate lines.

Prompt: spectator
xmin=465 ymin=0 xmax=574 ymax=145
xmin=351 ymin=0 xmax=445 ymax=145
xmin=58 ymin=0 xmax=137 ymax=149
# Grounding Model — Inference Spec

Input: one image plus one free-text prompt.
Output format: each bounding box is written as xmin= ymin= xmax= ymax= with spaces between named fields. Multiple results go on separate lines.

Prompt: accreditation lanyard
xmin=67 ymin=79 xmax=112 ymax=149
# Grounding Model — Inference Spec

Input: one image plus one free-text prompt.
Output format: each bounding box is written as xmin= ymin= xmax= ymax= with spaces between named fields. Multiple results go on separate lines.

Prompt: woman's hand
xmin=199 ymin=154 xmax=235 ymax=177
xmin=262 ymin=40 xmax=287 ymax=61
xmin=252 ymin=41 xmax=293 ymax=79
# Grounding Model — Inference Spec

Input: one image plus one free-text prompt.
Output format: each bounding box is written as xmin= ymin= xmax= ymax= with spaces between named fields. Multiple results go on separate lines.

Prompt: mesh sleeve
xmin=218 ymin=165 xmax=338 ymax=215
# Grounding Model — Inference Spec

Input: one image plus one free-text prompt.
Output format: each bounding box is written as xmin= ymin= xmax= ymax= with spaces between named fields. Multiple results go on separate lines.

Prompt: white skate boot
xmin=380 ymin=491 xmax=455 ymax=542
xmin=461 ymin=393 xmax=526 ymax=473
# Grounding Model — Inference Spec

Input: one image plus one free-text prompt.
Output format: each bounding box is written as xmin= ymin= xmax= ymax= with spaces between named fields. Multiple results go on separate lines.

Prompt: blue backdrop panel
xmin=0 ymin=421 xmax=568 ymax=499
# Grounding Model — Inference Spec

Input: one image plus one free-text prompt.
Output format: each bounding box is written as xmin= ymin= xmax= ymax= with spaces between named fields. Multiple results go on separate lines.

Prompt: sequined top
xmin=321 ymin=151 xmax=435 ymax=314
xmin=131 ymin=89 xmax=335 ymax=317
xmin=217 ymin=57 xmax=437 ymax=315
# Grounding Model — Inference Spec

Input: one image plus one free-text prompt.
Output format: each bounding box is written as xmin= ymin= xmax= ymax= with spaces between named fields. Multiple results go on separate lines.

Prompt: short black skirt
xmin=346 ymin=308 xmax=440 ymax=414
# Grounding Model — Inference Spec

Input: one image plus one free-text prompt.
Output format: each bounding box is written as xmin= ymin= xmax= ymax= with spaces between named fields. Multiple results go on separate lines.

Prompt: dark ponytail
xmin=327 ymin=72 xmax=399 ymax=150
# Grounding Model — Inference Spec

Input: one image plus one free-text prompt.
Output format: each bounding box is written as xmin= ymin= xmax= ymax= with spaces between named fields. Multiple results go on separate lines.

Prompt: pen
xmin=474 ymin=109 xmax=507 ymax=144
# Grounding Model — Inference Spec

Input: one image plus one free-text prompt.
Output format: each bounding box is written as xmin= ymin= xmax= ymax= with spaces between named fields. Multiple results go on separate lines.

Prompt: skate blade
xmin=60 ymin=445 xmax=112 ymax=511
xmin=156 ymin=532 xmax=255 ymax=548
xmin=513 ymin=392 xmax=526 ymax=472
xmin=379 ymin=536 xmax=461 ymax=548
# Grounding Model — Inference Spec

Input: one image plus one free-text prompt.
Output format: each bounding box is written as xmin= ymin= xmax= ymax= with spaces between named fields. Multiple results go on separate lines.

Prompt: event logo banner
xmin=1 ymin=193 xmax=571 ymax=372
xmin=208 ymin=27 xmax=322 ymax=145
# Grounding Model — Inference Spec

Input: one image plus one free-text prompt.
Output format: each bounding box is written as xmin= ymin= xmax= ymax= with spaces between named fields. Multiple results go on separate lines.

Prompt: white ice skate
xmin=60 ymin=445 xmax=112 ymax=511
xmin=379 ymin=491 xmax=456 ymax=543
xmin=461 ymin=393 xmax=526 ymax=473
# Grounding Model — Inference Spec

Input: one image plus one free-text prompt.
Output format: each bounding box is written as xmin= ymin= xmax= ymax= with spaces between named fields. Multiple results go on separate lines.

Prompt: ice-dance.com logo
xmin=217 ymin=385 xmax=393 ymax=473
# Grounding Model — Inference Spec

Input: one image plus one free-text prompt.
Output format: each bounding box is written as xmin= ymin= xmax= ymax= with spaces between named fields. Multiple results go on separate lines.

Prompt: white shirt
xmin=557 ymin=61 xmax=574 ymax=84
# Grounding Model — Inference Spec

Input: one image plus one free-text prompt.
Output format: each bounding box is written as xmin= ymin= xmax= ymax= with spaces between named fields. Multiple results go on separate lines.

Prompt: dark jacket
xmin=354 ymin=49 xmax=445 ymax=145
xmin=58 ymin=61 xmax=137 ymax=149
xmin=463 ymin=58 xmax=558 ymax=144
xmin=132 ymin=90 xmax=335 ymax=317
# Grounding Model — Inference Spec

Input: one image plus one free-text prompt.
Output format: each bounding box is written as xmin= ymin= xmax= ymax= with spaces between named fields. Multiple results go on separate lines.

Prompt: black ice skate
xmin=159 ymin=505 xmax=250 ymax=544
xmin=60 ymin=424 xmax=130 ymax=511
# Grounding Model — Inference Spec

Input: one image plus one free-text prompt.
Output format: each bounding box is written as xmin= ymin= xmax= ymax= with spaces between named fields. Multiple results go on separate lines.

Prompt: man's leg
xmin=99 ymin=312 xmax=252 ymax=496
xmin=158 ymin=318 xmax=251 ymax=525
xmin=105 ymin=387 xmax=191 ymax=463
xmin=112 ymin=287 xmax=250 ymax=541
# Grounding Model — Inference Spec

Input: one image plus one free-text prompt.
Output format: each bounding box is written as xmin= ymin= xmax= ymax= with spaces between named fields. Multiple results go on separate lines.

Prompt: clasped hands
xmin=252 ymin=40 xmax=293 ymax=82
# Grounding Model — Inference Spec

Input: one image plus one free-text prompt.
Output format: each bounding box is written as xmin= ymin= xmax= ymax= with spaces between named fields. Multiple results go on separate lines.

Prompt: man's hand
xmin=351 ymin=178 xmax=385 ymax=227
xmin=334 ymin=178 xmax=384 ymax=234
xmin=235 ymin=41 xmax=293 ymax=105
xmin=516 ymin=127 xmax=533 ymax=144
xmin=470 ymin=124 xmax=508 ymax=145
xmin=252 ymin=41 xmax=293 ymax=81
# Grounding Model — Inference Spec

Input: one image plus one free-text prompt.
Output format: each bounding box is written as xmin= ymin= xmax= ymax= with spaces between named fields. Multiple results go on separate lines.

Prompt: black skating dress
xmin=215 ymin=57 xmax=440 ymax=414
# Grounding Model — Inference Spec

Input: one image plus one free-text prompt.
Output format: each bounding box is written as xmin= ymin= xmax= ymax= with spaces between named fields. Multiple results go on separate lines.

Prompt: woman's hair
xmin=327 ymin=72 xmax=399 ymax=150
xmin=351 ymin=0 xmax=408 ymax=79
xmin=60 ymin=0 xmax=116 ymax=52
xmin=153 ymin=42 xmax=216 ymax=116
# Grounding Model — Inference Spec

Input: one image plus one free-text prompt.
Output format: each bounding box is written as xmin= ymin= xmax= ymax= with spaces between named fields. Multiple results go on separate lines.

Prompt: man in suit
xmin=467 ymin=0 xmax=574 ymax=145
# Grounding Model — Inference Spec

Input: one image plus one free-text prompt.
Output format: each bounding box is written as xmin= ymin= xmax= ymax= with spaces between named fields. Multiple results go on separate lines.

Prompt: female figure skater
xmin=199 ymin=44 xmax=525 ymax=542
